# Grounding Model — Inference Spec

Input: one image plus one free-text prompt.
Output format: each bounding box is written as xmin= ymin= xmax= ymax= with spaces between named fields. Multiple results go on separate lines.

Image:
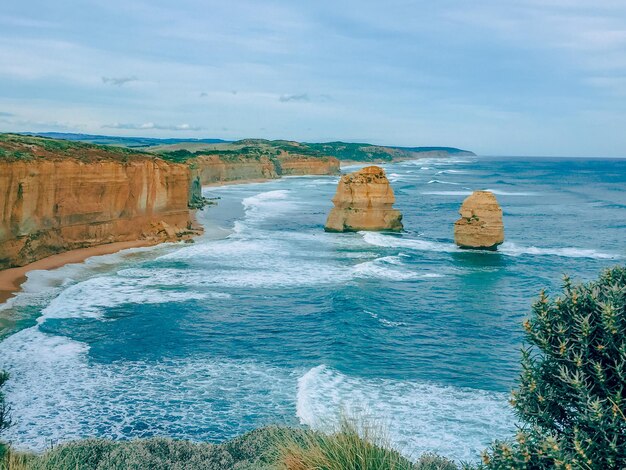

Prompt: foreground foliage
xmin=276 ymin=419 xmax=456 ymax=470
xmin=482 ymin=266 xmax=626 ymax=469
xmin=0 ymin=425 xmax=456 ymax=470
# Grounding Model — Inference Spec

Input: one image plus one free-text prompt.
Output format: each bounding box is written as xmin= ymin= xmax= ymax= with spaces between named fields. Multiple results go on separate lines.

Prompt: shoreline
xmin=203 ymin=177 xmax=276 ymax=187
xmin=0 ymin=163 xmax=415 ymax=305
xmin=0 ymin=239 xmax=157 ymax=304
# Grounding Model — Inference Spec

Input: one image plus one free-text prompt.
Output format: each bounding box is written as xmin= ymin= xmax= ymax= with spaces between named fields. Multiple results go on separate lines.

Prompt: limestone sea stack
xmin=325 ymin=166 xmax=403 ymax=232
xmin=454 ymin=190 xmax=505 ymax=250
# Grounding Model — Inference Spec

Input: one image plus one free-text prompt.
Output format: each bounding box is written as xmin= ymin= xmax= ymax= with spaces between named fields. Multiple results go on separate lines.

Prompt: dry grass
xmin=276 ymin=418 xmax=456 ymax=470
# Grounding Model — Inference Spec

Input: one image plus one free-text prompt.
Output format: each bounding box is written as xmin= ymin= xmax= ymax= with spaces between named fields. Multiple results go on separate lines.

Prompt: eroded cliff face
xmin=454 ymin=190 xmax=504 ymax=250
xmin=276 ymin=153 xmax=340 ymax=176
xmin=325 ymin=165 xmax=403 ymax=232
xmin=191 ymin=155 xmax=278 ymax=185
xmin=191 ymin=153 xmax=340 ymax=185
xmin=0 ymin=158 xmax=200 ymax=269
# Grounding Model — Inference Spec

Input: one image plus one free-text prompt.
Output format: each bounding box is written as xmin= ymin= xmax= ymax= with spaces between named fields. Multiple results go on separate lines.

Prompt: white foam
xmin=40 ymin=275 xmax=212 ymax=321
xmin=436 ymin=169 xmax=469 ymax=175
xmin=352 ymin=256 xmax=444 ymax=281
xmin=362 ymin=232 xmax=456 ymax=253
xmin=0 ymin=328 xmax=298 ymax=451
xmin=296 ymin=365 xmax=513 ymax=462
xmin=500 ymin=242 xmax=622 ymax=260
xmin=427 ymin=179 xmax=462 ymax=185
xmin=365 ymin=310 xmax=407 ymax=327
xmin=241 ymin=189 xmax=297 ymax=224
xmin=362 ymin=233 xmax=621 ymax=260
xmin=421 ymin=190 xmax=537 ymax=196
xmin=421 ymin=190 xmax=473 ymax=196
xmin=483 ymin=189 xmax=539 ymax=196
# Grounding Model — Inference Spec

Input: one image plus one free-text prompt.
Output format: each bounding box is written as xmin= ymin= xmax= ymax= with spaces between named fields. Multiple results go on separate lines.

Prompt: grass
xmin=0 ymin=423 xmax=458 ymax=470
xmin=275 ymin=419 xmax=456 ymax=470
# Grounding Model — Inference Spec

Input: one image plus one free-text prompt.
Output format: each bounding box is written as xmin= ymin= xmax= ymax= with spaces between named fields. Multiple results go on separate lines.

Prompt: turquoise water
xmin=1 ymin=156 xmax=625 ymax=461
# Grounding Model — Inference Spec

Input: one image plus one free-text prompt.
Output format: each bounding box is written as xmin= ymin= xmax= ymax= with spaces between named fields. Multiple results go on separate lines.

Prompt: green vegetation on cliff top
xmin=0 ymin=134 xmax=155 ymax=163
xmin=150 ymin=138 xmax=475 ymax=162
xmin=11 ymin=133 xmax=475 ymax=163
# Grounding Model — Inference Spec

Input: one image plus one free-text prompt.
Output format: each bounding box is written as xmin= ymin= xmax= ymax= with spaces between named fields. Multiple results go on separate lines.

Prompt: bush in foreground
xmin=481 ymin=266 xmax=626 ymax=468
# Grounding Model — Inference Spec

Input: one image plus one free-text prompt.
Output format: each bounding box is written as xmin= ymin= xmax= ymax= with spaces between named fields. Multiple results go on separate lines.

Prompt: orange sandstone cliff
xmin=325 ymin=166 xmax=403 ymax=232
xmin=0 ymin=136 xmax=201 ymax=270
xmin=276 ymin=153 xmax=340 ymax=176
xmin=191 ymin=153 xmax=339 ymax=185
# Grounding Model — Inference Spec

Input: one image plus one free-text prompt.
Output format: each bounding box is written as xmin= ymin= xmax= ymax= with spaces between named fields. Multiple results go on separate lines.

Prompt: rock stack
xmin=454 ymin=190 xmax=504 ymax=250
xmin=325 ymin=166 xmax=403 ymax=232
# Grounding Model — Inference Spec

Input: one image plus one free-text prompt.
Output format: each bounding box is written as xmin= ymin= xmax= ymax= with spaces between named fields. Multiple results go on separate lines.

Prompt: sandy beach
xmin=0 ymin=240 xmax=156 ymax=304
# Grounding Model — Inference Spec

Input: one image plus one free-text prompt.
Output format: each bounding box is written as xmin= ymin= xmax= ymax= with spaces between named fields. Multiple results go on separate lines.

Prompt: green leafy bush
xmin=481 ymin=266 xmax=626 ymax=469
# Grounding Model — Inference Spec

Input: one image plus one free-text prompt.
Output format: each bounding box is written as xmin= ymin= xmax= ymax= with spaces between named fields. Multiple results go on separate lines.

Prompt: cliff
xmin=191 ymin=155 xmax=279 ymax=185
xmin=190 ymin=153 xmax=339 ymax=185
xmin=276 ymin=153 xmax=340 ymax=176
xmin=0 ymin=134 xmax=201 ymax=270
xmin=325 ymin=166 xmax=403 ymax=232
xmin=454 ymin=190 xmax=505 ymax=250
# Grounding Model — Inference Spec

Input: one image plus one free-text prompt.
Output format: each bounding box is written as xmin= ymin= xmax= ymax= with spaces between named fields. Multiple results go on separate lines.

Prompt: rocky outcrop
xmin=325 ymin=166 xmax=403 ymax=232
xmin=191 ymin=154 xmax=340 ymax=185
xmin=454 ymin=190 xmax=504 ymax=250
xmin=0 ymin=158 xmax=201 ymax=270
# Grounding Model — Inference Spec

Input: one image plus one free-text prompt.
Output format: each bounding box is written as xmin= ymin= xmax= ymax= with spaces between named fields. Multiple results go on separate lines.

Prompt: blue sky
xmin=1 ymin=1 xmax=626 ymax=156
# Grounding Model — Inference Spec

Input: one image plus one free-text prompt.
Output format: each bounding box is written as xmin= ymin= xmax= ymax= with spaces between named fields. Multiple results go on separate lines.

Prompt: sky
xmin=1 ymin=1 xmax=626 ymax=156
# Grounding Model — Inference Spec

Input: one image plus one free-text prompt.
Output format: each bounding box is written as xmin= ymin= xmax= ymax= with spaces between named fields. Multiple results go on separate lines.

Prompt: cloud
xmin=199 ymin=92 xmax=208 ymax=97
xmin=0 ymin=111 xmax=14 ymax=117
xmin=103 ymin=122 xmax=203 ymax=131
xmin=102 ymin=76 xmax=138 ymax=86
xmin=279 ymin=93 xmax=310 ymax=103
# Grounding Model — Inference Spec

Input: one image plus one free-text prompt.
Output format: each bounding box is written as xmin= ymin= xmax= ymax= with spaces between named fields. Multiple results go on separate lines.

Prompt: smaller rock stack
xmin=454 ymin=190 xmax=505 ymax=250
xmin=325 ymin=166 xmax=403 ymax=232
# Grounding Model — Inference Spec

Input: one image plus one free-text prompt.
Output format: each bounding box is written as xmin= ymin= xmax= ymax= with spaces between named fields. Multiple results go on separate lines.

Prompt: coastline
xmin=203 ymin=177 xmax=276 ymax=187
xmin=0 ymin=239 xmax=159 ymax=304
xmin=0 ymin=178 xmax=273 ymax=305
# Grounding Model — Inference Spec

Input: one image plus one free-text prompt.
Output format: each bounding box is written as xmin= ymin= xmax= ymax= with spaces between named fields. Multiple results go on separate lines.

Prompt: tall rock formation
xmin=325 ymin=166 xmax=403 ymax=232
xmin=454 ymin=190 xmax=504 ymax=250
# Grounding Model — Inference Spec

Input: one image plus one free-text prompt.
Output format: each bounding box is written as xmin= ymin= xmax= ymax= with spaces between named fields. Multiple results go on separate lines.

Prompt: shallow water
xmin=1 ymin=156 xmax=625 ymax=461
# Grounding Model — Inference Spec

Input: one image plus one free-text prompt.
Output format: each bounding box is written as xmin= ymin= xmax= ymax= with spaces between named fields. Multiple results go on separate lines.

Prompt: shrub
xmin=481 ymin=266 xmax=626 ymax=469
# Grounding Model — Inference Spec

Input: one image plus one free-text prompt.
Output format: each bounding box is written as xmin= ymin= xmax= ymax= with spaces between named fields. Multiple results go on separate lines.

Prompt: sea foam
xmin=296 ymin=365 xmax=513 ymax=462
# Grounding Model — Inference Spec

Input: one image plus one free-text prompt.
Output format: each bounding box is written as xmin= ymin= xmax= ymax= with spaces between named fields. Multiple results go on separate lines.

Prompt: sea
xmin=1 ymin=156 xmax=625 ymax=462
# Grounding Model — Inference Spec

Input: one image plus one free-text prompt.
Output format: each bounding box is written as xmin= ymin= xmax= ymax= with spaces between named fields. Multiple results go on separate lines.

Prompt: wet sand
xmin=0 ymin=240 xmax=156 ymax=304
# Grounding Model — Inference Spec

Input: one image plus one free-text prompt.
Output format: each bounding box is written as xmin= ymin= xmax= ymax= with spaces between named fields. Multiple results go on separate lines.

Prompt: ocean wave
xmin=39 ymin=275 xmax=213 ymax=321
xmin=365 ymin=310 xmax=407 ymax=327
xmin=361 ymin=232 xmax=456 ymax=253
xmin=296 ymin=365 xmax=513 ymax=462
xmin=352 ymin=255 xmax=444 ymax=281
xmin=361 ymin=234 xmax=620 ymax=260
xmin=241 ymin=190 xmax=297 ymax=224
xmin=0 ymin=328 xmax=298 ymax=451
xmin=500 ymin=242 xmax=622 ymax=260
xmin=427 ymin=179 xmax=463 ymax=185
xmin=436 ymin=169 xmax=469 ymax=175
xmin=421 ymin=190 xmax=537 ymax=196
